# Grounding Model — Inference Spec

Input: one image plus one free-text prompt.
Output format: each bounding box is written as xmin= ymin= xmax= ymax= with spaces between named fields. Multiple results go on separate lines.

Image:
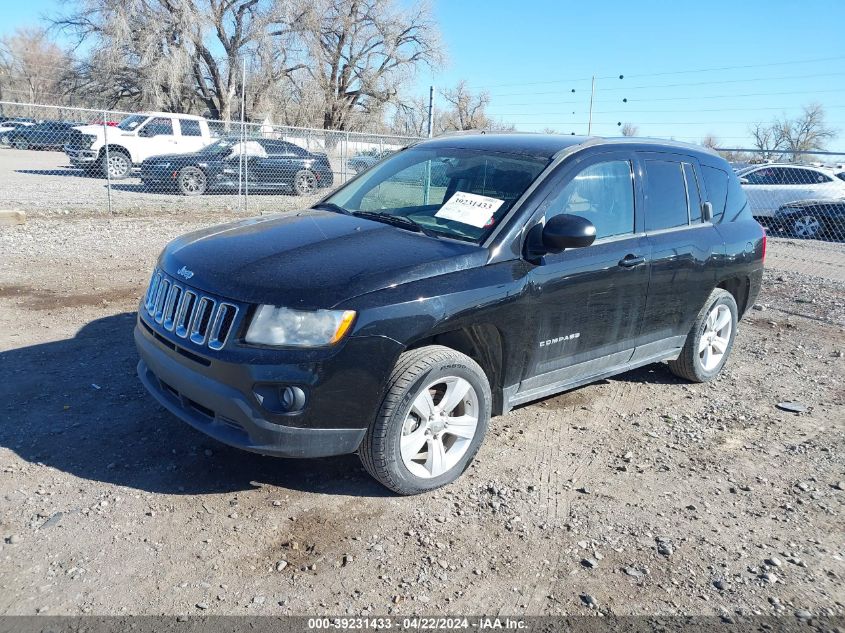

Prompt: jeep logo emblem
xmin=176 ymin=266 xmax=194 ymax=280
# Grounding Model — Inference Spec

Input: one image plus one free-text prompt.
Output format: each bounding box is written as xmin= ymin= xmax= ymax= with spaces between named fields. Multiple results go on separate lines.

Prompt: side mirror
xmin=739 ymin=177 xmax=749 ymax=185
xmin=540 ymin=214 xmax=596 ymax=254
xmin=137 ymin=126 xmax=153 ymax=138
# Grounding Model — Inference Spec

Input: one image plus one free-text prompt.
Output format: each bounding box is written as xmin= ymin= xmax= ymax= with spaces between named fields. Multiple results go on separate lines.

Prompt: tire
xmin=176 ymin=166 xmax=207 ymax=196
xmin=102 ymin=149 xmax=131 ymax=179
xmin=668 ymin=289 xmax=738 ymax=383
xmin=13 ymin=137 xmax=28 ymax=150
xmin=359 ymin=345 xmax=491 ymax=495
xmin=0 ymin=134 xmax=10 ymax=146
xmin=789 ymin=213 xmax=823 ymax=239
xmin=292 ymin=169 xmax=316 ymax=196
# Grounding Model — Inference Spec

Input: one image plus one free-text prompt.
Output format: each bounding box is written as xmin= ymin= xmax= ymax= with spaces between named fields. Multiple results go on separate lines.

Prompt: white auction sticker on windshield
xmin=434 ymin=191 xmax=504 ymax=228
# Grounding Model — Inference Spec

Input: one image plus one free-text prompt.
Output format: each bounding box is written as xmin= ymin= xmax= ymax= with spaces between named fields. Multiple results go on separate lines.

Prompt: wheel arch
xmin=99 ymin=144 xmax=134 ymax=164
xmin=716 ymin=276 xmax=751 ymax=317
xmin=405 ymin=323 xmax=505 ymax=416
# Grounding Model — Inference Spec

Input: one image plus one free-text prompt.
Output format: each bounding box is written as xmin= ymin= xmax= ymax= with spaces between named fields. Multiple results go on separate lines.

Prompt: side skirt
xmin=503 ymin=346 xmax=683 ymax=413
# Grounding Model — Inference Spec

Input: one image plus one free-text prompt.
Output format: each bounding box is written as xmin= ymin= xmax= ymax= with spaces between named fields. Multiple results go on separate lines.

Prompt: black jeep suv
xmin=135 ymin=134 xmax=764 ymax=494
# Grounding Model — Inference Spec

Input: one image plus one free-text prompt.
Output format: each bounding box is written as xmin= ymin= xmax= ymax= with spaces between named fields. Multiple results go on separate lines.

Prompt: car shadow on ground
xmin=0 ymin=312 xmax=391 ymax=498
xmin=15 ymin=168 xmax=100 ymax=179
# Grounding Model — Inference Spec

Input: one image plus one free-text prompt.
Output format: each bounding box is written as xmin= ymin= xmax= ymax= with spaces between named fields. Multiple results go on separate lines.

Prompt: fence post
xmin=102 ymin=110 xmax=112 ymax=215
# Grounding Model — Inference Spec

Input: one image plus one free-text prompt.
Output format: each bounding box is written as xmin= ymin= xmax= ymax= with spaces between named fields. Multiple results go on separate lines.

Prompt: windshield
xmin=326 ymin=147 xmax=550 ymax=242
xmin=198 ymin=138 xmax=237 ymax=154
xmin=117 ymin=114 xmax=149 ymax=131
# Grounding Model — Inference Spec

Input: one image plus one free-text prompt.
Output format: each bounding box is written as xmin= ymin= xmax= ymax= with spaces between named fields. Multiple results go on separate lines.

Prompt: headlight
xmin=245 ymin=306 xmax=356 ymax=347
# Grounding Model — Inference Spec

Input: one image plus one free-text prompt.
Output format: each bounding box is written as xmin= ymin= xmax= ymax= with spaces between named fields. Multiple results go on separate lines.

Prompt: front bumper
xmin=134 ymin=316 xmax=401 ymax=458
xmin=65 ymin=146 xmax=98 ymax=164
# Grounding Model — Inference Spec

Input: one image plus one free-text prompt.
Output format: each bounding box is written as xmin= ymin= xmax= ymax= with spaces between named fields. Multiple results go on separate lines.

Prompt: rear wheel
xmin=359 ymin=345 xmax=491 ymax=495
xmin=177 ymin=166 xmax=207 ymax=196
xmin=103 ymin=149 xmax=131 ymax=179
xmin=668 ymin=289 xmax=738 ymax=383
xmin=292 ymin=169 xmax=316 ymax=196
xmin=790 ymin=213 xmax=823 ymax=239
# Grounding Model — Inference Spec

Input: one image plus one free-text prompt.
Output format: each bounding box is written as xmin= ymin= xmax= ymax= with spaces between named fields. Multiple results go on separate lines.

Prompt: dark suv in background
xmin=140 ymin=137 xmax=334 ymax=196
xmin=135 ymin=134 xmax=764 ymax=494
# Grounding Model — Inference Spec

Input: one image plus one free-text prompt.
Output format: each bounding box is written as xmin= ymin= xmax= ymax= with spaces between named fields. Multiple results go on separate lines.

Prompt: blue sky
xmin=4 ymin=0 xmax=844 ymax=146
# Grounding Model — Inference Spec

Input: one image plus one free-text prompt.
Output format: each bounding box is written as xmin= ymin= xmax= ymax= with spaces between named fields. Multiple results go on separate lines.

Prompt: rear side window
xmin=683 ymin=163 xmax=702 ymax=223
xmin=789 ymin=168 xmax=831 ymax=184
xmin=644 ymin=160 xmax=689 ymax=231
xmin=701 ymin=165 xmax=729 ymax=222
xmin=179 ymin=119 xmax=202 ymax=137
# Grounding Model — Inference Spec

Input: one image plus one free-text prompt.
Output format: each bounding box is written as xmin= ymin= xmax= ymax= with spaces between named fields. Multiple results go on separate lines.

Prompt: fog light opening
xmin=280 ymin=386 xmax=306 ymax=413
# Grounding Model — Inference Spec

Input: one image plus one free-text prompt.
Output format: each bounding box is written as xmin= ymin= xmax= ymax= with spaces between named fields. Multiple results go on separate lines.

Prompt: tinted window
xmin=789 ymin=168 xmax=832 ymax=184
xmin=743 ymin=167 xmax=785 ymax=185
xmin=701 ymin=165 xmax=729 ymax=222
xmin=683 ymin=163 xmax=702 ymax=223
xmin=179 ymin=119 xmax=202 ymax=137
xmin=644 ymin=160 xmax=689 ymax=231
xmin=725 ymin=172 xmax=750 ymax=222
xmin=144 ymin=117 xmax=173 ymax=136
xmin=547 ymin=160 xmax=634 ymax=239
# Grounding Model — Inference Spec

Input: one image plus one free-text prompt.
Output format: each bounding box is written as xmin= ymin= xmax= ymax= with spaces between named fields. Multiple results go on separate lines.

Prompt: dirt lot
xmin=0 ymin=213 xmax=843 ymax=619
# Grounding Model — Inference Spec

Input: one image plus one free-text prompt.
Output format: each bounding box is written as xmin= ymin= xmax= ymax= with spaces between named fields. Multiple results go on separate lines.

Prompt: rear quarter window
xmin=724 ymin=171 xmax=751 ymax=222
xmin=701 ymin=165 xmax=729 ymax=222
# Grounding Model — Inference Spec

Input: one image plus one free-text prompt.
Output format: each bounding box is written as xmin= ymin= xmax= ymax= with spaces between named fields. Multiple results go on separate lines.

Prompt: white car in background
xmin=738 ymin=163 xmax=845 ymax=220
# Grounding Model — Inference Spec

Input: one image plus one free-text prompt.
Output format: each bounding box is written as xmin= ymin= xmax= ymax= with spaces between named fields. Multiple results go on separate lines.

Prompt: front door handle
xmin=619 ymin=254 xmax=646 ymax=268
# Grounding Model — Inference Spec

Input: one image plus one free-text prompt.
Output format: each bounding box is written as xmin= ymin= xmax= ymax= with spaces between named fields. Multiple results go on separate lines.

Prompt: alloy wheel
xmin=107 ymin=154 xmax=129 ymax=178
xmin=699 ymin=304 xmax=732 ymax=372
xmin=792 ymin=215 xmax=821 ymax=238
xmin=400 ymin=376 xmax=479 ymax=479
xmin=295 ymin=171 xmax=316 ymax=195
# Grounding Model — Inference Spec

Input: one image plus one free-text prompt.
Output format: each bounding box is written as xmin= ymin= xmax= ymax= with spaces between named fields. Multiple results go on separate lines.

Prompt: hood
xmin=72 ymin=124 xmax=131 ymax=143
xmin=159 ymin=210 xmax=486 ymax=309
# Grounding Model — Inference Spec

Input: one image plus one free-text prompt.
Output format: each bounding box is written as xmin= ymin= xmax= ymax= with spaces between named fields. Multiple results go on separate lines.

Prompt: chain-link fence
xmin=712 ymin=149 xmax=845 ymax=243
xmin=2 ymin=101 xmax=845 ymax=246
xmin=0 ymin=101 xmax=420 ymax=216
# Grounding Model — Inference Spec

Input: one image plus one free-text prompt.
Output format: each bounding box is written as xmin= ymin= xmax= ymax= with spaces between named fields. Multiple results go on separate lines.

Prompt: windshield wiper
xmin=312 ymin=202 xmax=352 ymax=215
xmin=351 ymin=211 xmax=439 ymax=238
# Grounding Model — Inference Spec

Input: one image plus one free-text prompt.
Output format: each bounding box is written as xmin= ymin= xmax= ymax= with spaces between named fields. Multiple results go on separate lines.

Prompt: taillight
xmin=761 ymin=232 xmax=767 ymax=263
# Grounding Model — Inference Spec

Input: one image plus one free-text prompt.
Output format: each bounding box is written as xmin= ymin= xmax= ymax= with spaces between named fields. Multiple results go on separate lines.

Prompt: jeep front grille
xmin=143 ymin=269 xmax=239 ymax=351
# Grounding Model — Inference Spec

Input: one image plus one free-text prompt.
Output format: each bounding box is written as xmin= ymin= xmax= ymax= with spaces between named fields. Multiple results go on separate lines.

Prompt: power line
xmin=488 ymin=71 xmax=845 ymax=97
xmin=468 ymin=55 xmax=845 ymax=89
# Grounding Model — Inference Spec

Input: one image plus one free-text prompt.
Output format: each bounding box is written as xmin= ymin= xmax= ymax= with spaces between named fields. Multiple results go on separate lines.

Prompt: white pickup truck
xmin=64 ymin=112 xmax=214 ymax=179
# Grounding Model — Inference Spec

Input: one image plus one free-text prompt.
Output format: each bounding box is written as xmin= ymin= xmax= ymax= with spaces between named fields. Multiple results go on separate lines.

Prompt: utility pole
xmin=587 ymin=75 xmax=595 ymax=136
xmin=242 ymin=57 xmax=248 ymax=213
xmin=426 ymin=85 xmax=434 ymax=138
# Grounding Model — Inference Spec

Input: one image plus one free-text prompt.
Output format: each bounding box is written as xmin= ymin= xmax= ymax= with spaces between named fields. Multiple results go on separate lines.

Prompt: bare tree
xmin=390 ymin=95 xmax=433 ymax=137
xmin=750 ymin=104 xmax=836 ymax=162
xmin=749 ymin=121 xmax=785 ymax=160
xmin=438 ymin=81 xmax=491 ymax=132
xmin=55 ymin=0 xmax=306 ymax=119
xmin=701 ymin=133 xmax=719 ymax=149
xmin=299 ymin=0 xmax=442 ymax=131
xmin=779 ymin=103 xmax=836 ymax=159
xmin=620 ymin=122 xmax=638 ymax=137
xmin=0 ymin=27 xmax=71 ymax=106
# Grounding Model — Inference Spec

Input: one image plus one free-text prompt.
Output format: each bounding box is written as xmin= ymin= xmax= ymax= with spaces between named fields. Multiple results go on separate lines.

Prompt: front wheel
xmin=668 ymin=289 xmax=738 ymax=383
xmin=359 ymin=345 xmax=491 ymax=495
xmin=13 ymin=137 xmax=29 ymax=150
xmin=103 ymin=150 xmax=131 ymax=179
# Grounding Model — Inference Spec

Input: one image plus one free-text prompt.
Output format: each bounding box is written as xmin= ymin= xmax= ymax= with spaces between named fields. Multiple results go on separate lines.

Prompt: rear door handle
xmin=619 ymin=254 xmax=646 ymax=268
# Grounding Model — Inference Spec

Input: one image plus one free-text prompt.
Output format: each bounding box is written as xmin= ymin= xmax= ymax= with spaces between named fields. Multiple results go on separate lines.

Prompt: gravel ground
xmin=0 ymin=147 xmax=331 ymax=216
xmin=0 ymin=213 xmax=843 ymax=619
